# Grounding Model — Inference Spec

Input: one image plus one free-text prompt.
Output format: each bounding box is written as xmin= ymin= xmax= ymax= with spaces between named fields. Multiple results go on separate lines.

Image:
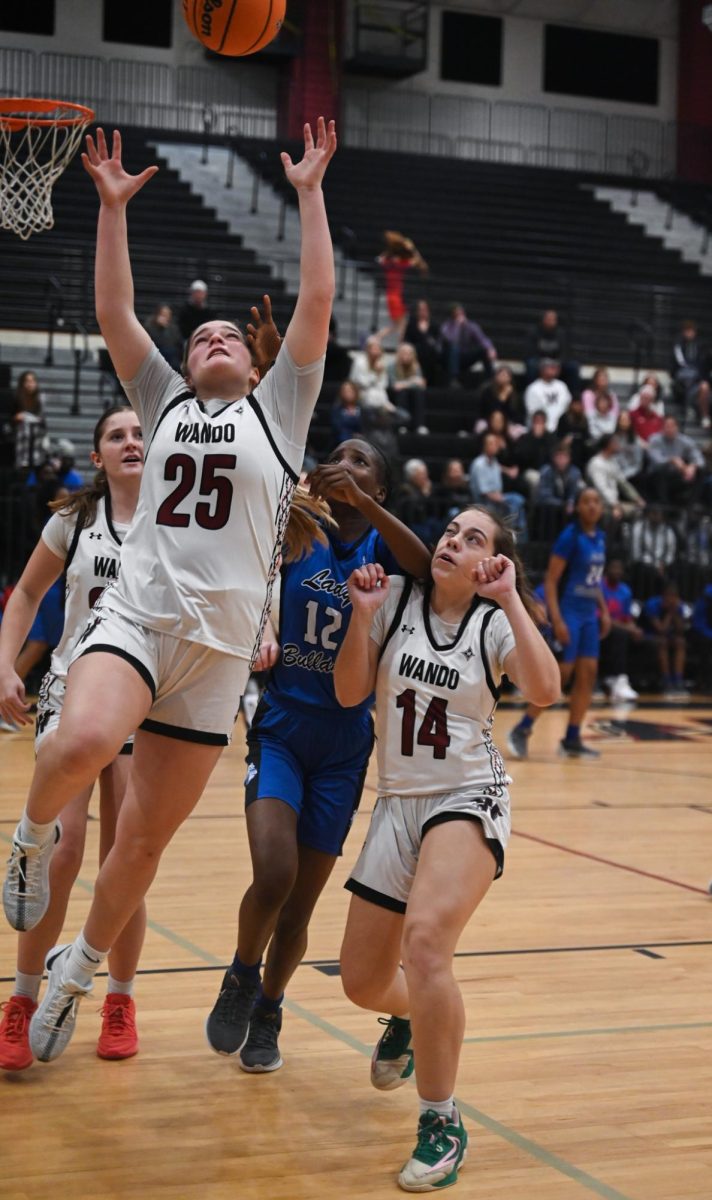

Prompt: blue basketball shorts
xmin=559 ymin=607 xmax=600 ymax=663
xmin=28 ymin=579 xmax=65 ymax=648
xmin=244 ymin=696 xmax=374 ymax=857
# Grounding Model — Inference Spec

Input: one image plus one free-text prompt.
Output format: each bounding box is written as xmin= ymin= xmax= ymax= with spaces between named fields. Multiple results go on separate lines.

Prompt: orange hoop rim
xmin=0 ymin=98 xmax=95 ymax=132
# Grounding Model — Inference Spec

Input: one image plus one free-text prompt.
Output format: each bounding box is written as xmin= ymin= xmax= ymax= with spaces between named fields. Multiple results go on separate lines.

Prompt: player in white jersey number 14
xmin=333 ymin=506 xmax=560 ymax=1192
xmin=1 ymin=117 xmax=338 ymax=1065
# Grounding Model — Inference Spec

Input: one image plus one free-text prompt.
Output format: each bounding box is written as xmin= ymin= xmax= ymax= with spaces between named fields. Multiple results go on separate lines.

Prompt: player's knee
xmin=57 ymin=724 xmax=117 ymax=777
xmin=339 ymin=955 xmax=375 ymax=1008
xmin=401 ymin=918 xmax=447 ymax=982
xmin=250 ymin=861 xmax=298 ymax=915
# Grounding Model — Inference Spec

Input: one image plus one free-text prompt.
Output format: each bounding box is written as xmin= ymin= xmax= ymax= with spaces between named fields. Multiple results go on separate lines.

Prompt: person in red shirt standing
xmin=378 ymin=230 xmax=428 ymax=341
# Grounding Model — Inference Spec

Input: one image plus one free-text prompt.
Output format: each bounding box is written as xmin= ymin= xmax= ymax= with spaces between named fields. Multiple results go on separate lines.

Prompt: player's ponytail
xmin=49 ymin=405 xmax=131 ymax=527
xmin=466 ymin=505 xmax=540 ymax=620
xmin=282 ymin=486 xmax=337 ymax=563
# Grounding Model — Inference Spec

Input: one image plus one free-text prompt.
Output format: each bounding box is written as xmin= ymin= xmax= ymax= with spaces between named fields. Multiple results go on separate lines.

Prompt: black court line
xmin=4 ymin=938 xmax=708 ymax=986
xmin=514 ymin=829 xmax=711 ymax=896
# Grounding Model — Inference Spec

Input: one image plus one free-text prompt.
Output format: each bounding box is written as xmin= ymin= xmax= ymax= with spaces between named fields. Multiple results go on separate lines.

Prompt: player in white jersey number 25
xmin=2 ymin=117 xmax=338 ymax=1066
xmin=333 ymin=505 xmax=560 ymax=1193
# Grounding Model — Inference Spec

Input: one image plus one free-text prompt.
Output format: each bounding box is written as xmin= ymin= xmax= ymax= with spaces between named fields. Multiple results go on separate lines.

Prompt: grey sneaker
xmin=558 ymin=738 xmax=600 ymax=759
xmin=371 ymin=1016 xmax=414 ymax=1091
xmin=205 ymin=970 xmax=258 ymax=1055
xmin=29 ymin=944 xmax=92 ymax=1062
xmin=506 ymin=725 xmax=530 ymax=760
xmin=3 ymin=821 xmax=62 ymax=931
xmin=239 ymin=1006 xmax=283 ymax=1073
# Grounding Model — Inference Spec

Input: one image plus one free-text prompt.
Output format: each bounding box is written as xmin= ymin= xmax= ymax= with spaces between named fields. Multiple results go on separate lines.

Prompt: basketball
xmin=182 ymin=0 xmax=286 ymax=57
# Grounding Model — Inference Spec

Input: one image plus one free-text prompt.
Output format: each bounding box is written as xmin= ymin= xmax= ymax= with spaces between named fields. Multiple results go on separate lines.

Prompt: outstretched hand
xmin=81 ymin=128 xmax=158 ymax=208
xmin=246 ymin=295 xmax=282 ymax=378
xmin=281 ymin=117 xmax=337 ymax=192
xmin=309 ymin=462 xmax=368 ymax=509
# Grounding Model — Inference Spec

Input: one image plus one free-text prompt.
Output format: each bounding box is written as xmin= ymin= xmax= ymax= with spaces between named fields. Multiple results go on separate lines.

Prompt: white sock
xmin=18 ymin=813 xmax=56 ymax=846
xmin=419 ymin=1096 xmax=455 ymax=1120
xmin=14 ymin=971 xmax=43 ymax=1002
xmin=64 ymin=932 xmax=108 ymax=989
xmin=106 ymin=975 xmax=134 ymax=997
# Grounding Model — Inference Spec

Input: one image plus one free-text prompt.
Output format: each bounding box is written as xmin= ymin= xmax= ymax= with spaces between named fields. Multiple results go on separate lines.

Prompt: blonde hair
xmin=282 ymin=486 xmax=337 ymax=563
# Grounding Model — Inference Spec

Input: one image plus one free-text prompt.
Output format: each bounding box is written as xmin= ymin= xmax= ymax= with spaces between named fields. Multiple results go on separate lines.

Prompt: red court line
xmin=513 ymin=830 xmax=710 ymax=896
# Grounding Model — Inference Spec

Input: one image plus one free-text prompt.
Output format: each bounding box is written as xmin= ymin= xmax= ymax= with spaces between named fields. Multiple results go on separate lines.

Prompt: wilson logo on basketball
xmin=199 ymin=0 xmax=223 ymax=38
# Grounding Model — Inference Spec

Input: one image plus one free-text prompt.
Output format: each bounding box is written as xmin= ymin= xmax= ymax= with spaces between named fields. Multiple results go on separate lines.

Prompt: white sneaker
xmin=29 ymin=945 xmax=92 ymax=1062
xmin=3 ymin=821 xmax=62 ymax=931
xmin=0 ymin=717 xmax=20 ymax=732
xmin=610 ymin=675 xmax=638 ymax=702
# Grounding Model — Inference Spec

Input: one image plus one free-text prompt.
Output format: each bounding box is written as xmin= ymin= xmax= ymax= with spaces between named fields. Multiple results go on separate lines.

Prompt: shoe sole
xmin=204 ymin=1016 xmax=249 ymax=1057
xmin=0 ymin=1053 xmax=33 ymax=1071
xmin=398 ymin=1148 xmax=467 ymax=1192
xmin=239 ymin=1054 xmax=283 ymax=1073
xmin=97 ymin=1045 xmax=139 ymax=1060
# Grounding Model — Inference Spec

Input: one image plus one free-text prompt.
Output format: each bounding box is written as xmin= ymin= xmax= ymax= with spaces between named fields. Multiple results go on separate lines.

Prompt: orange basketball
xmin=182 ymin=0 xmax=286 ymax=57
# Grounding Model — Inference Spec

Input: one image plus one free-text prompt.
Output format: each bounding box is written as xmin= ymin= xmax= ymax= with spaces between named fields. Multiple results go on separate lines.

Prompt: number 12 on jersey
xmin=396 ymin=688 xmax=451 ymax=759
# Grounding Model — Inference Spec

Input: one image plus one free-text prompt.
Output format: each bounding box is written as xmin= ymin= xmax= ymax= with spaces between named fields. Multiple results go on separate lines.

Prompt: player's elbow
xmin=527 ymin=669 xmax=561 ymax=707
xmin=334 ymin=670 xmax=366 ymax=709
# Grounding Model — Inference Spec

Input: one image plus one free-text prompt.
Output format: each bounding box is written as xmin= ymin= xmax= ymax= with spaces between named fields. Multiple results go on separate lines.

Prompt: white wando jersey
xmin=370 ymin=578 xmax=516 ymax=798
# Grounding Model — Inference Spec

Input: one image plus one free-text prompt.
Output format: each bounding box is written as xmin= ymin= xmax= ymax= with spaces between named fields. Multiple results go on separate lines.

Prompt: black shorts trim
xmin=77 ymin=644 xmax=156 ymax=700
xmin=422 ymin=812 xmax=504 ymax=879
xmin=344 ymin=878 xmax=406 ymax=915
xmin=118 ymin=742 xmax=134 ymax=756
xmin=139 ymin=717 xmax=228 ymax=747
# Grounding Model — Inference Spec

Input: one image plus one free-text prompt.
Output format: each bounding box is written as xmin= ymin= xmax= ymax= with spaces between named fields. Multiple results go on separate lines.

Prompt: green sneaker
xmin=398 ymin=1107 xmax=468 ymax=1192
xmin=371 ymin=1015 xmax=414 ymax=1091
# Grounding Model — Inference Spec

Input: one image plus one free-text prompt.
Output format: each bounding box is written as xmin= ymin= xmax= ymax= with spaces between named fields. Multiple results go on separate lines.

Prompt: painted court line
xmin=514 ymin=829 xmax=710 ymax=895
xmin=463 ymin=1019 xmax=712 ymax=1045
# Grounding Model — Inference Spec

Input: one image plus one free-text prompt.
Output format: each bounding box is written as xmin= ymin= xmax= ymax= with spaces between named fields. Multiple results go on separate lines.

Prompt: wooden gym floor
xmin=1 ymin=700 xmax=711 ymax=1200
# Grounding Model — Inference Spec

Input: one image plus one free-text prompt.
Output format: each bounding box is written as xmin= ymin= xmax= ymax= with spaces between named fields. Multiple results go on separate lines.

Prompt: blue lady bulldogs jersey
xmin=268 ymin=526 xmax=402 ymax=713
xmin=552 ymin=522 xmax=606 ymax=614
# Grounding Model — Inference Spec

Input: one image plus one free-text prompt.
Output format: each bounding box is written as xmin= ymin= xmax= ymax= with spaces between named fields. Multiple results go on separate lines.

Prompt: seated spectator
xmin=474 ymin=365 xmax=526 ymax=435
xmin=514 ymin=409 xmax=557 ymax=495
xmin=177 ymin=279 xmax=218 ymax=341
xmin=640 ymin=581 xmax=689 ymax=696
xmin=440 ymin=303 xmax=496 ymax=386
xmin=144 ymin=302 xmax=182 ymax=371
xmin=600 ymin=558 xmax=642 ymax=701
xmin=524 ymin=360 xmax=571 ymax=432
xmin=614 ymin=411 xmax=646 ymax=490
xmin=469 ymin=433 xmax=527 ymax=539
xmin=670 ymin=318 xmax=711 ymax=428
xmin=646 ymin=415 xmax=704 ymax=504
xmin=25 ymin=439 xmax=83 ymax=492
xmin=581 ymin=367 xmax=620 ymax=426
xmin=629 ymin=373 xmax=665 ymax=419
xmin=536 ymin=443 xmax=582 ymax=513
xmin=395 ymin=458 xmax=441 ymax=546
xmin=403 ymin=299 xmax=442 ymax=386
xmin=627 ymin=505 xmax=677 ymax=599
xmin=585 ymin=392 xmax=618 ymax=443
xmin=434 ymin=458 xmax=471 ymax=522
xmin=330 ymin=380 xmax=363 ymax=447
xmin=475 ymin=409 xmax=515 ymax=458
xmin=556 ymin=394 xmax=589 ymax=469
xmin=350 ymin=336 xmax=408 ymax=426
xmin=525 ymin=308 xmax=579 ymax=392
xmin=587 ymin=434 xmax=645 ymax=519
xmin=691 ymin=582 xmax=712 ymax=691
xmin=389 ymin=342 xmax=428 ymax=433
xmin=324 ymin=315 xmax=352 ymax=383
xmin=13 ymin=370 xmax=49 ymax=474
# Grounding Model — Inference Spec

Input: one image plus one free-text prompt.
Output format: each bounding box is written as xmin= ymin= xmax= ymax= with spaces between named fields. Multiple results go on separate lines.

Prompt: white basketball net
xmin=0 ymin=100 xmax=93 ymax=241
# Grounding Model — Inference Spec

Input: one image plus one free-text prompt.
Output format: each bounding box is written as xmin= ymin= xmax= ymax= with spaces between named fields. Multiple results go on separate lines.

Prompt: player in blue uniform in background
xmin=206 ymin=438 xmax=431 ymax=1070
xmin=508 ymin=486 xmax=610 ymax=758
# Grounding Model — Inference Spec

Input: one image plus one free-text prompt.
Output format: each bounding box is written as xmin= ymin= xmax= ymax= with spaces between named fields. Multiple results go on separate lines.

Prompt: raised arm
xmin=81 ymin=129 xmax=158 ymax=381
xmin=333 ymin=565 xmax=390 ymax=707
xmin=281 ymin=118 xmax=337 ymax=367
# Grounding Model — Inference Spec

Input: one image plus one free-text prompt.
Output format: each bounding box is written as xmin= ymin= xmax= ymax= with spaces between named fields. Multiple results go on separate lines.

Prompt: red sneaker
xmin=97 ymin=994 xmax=138 ymax=1060
xmin=0 ymin=995 xmax=37 ymax=1070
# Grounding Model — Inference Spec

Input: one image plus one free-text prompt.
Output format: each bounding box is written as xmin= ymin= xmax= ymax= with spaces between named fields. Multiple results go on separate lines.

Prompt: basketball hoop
xmin=0 ymin=99 xmax=94 ymax=241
